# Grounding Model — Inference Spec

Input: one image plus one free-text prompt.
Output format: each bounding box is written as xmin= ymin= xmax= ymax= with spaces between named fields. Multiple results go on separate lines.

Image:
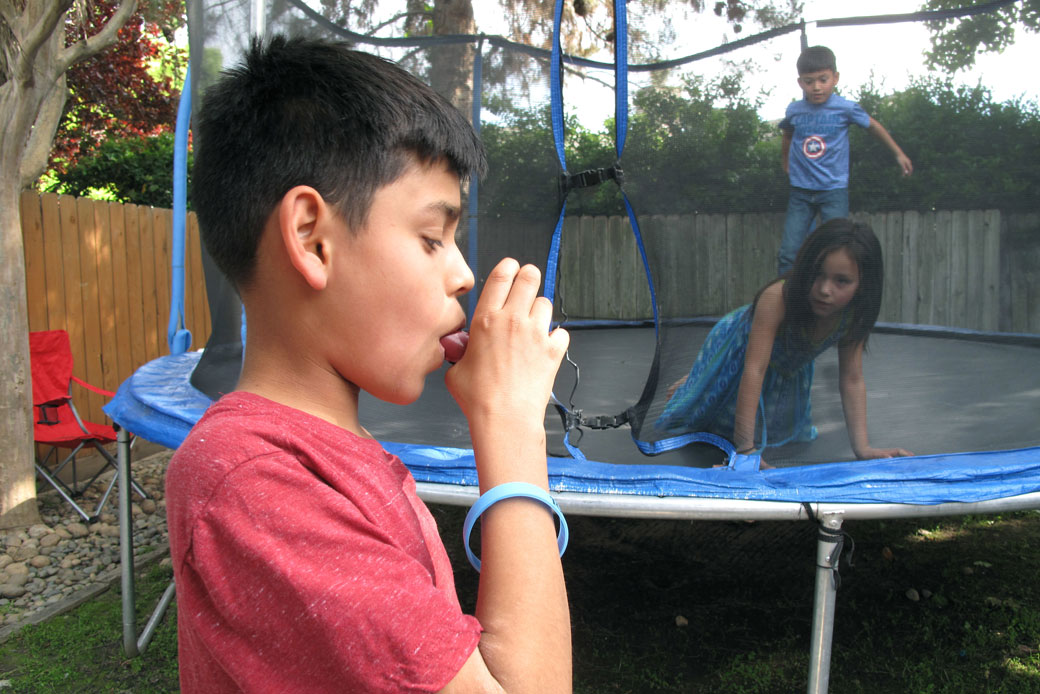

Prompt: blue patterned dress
xmin=656 ymin=302 xmax=851 ymax=449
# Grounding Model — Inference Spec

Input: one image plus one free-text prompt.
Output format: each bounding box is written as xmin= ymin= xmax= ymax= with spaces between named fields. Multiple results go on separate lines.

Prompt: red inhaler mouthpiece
xmin=440 ymin=331 xmax=469 ymax=363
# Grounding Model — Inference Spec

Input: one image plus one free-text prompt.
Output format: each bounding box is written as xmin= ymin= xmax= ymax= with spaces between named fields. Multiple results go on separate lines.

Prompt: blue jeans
xmin=777 ymin=187 xmax=849 ymax=275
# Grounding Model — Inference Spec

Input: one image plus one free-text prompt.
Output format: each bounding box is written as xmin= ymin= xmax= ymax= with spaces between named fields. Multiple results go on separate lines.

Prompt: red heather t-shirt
xmin=165 ymin=392 xmax=481 ymax=693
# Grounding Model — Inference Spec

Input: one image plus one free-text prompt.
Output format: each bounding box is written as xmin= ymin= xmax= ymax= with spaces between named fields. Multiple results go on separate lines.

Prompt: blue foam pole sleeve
xmin=168 ymin=64 xmax=192 ymax=356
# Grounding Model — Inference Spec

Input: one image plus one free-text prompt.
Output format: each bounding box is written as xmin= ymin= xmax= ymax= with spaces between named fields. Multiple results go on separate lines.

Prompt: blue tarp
xmin=106 ymin=352 xmax=1040 ymax=506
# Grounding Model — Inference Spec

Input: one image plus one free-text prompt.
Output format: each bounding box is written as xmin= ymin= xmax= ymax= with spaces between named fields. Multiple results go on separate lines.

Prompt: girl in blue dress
xmin=657 ymin=218 xmax=911 ymax=466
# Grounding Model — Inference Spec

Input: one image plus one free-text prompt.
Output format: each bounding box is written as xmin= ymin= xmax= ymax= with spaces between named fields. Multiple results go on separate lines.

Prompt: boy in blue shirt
xmin=778 ymin=45 xmax=912 ymax=275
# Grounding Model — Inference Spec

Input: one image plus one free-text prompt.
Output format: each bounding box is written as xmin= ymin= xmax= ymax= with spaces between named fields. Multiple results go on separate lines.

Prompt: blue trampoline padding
xmin=105 ymin=353 xmax=1040 ymax=506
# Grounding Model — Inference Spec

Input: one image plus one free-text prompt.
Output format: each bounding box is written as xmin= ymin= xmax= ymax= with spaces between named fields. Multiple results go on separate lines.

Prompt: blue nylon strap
xmin=614 ymin=0 xmax=628 ymax=157
xmin=549 ymin=0 xmax=567 ymax=170
xmin=543 ymin=0 xmax=567 ymax=304
xmin=633 ymin=431 xmax=763 ymax=471
xmin=167 ymin=63 xmax=192 ymax=356
xmin=467 ymin=38 xmax=484 ymax=319
xmin=562 ymin=430 xmax=588 ymax=463
xmin=634 ymin=430 xmax=735 ymax=456
xmin=621 ymin=192 xmax=658 ymax=332
xmin=543 ymin=201 xmax=567 ymax=306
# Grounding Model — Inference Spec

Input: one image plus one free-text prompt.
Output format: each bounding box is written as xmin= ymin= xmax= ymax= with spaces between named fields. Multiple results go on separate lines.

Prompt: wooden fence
xmin=19 ymin=192 xmax=1039 ymax=432
xmin=20 ymin=191 xmax=211 ymax=429
xmin=541 ymin=209 xmax=1039 ymax=334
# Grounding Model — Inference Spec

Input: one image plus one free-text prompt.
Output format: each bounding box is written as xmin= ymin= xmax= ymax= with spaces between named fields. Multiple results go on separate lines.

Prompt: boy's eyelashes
xmin=423 ymin=236 xmax=444 ymax=250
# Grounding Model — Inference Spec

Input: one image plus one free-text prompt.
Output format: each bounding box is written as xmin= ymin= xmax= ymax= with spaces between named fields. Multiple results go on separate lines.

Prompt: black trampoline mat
xmin=359 ymin=326 xmax=1040 ymax=469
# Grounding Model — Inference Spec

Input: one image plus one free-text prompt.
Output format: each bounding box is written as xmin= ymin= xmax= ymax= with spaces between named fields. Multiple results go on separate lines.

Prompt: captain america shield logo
xmin=803 ymin=135 xmax=826 ymax=159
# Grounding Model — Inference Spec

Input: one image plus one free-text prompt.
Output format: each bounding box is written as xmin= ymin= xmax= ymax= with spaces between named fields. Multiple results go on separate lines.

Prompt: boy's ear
xmin=278 ymin=185 xmax=330 ymax=291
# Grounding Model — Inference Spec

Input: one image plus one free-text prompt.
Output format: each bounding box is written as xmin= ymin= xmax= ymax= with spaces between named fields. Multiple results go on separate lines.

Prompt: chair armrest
xmin=71 ymin=375 xmax=116 ymax=399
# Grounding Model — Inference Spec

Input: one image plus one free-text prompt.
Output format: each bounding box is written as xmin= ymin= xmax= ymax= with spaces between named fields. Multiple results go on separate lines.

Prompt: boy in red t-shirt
xmin=166 ymin=35 xmax=571 ymax=693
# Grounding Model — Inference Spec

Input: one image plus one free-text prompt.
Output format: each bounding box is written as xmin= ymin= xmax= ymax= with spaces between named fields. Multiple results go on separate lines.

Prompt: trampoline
xmin=106 ymin=319 xmax=1040 ymax=690
xmin=103 ymin=1 xmax=1040 ymax=692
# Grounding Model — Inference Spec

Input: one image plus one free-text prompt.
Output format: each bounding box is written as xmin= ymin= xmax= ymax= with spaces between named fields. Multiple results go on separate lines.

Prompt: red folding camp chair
xmin=30 ymin=330 xmax=147 ymax=522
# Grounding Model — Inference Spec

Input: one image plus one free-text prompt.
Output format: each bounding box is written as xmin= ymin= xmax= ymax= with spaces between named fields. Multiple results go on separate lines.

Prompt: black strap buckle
xmin=561 ymin=408 xmax=629 ymax=431
xmin=559 ymin=162 xmax=624 ymax=197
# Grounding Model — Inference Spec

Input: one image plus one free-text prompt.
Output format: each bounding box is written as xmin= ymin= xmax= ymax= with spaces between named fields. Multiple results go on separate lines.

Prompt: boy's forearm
xmin=444 ymin=258 xmax=572 ymax=692
xmin=469 ymin=418 xmax=572 ymax=693
xmin=867 ymin=118 xmax=912 ymax=175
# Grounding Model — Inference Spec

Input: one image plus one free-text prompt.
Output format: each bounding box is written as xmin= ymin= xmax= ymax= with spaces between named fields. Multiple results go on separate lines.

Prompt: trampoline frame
xmin=115 ymin=417 xmax=1040 ymax=693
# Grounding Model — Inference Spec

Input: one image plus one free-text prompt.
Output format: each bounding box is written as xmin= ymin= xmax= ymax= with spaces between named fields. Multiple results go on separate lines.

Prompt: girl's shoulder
xmin=755 ymin=279 xmax=786 ymax=308
xmin=751 ymin=280 xmax=787 ymax=328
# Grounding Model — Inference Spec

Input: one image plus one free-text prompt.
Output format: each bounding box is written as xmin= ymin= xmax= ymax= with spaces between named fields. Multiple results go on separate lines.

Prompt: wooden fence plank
xmin=909 ymin=211 xmax=932 ymax=325
xmin=606 ymin=216 xmax=621 ymax=320
xmin=949 ymin=211 xmax=970 ymax=329
xmin=684 ymin=214 xmax=705 ymax=318
xmin=724 ymin=214 xmax=741 ymax=311
xmin=95 ymin=202 xmax=120 ymax=399
xmin=883 ymin=212 xmax=904 ymax=324
xmin=562 ymin=215 xmax=588 ymax=319
xmin=58 ymin=196 xmax=88 ymax=413
xmin=108 ymin=201 xmax=133 ymax=385
xmin=1006 ymin=213 xmax=1040 ymax=333
xmin=76 ymin=197 xmax=106 ymax=424
xmin=590 ymin=216 xmax=609 ymax=319
xmin=20 ymin=191 xmax=48 ymax=332
xmin=153 ymin=207 xmax=173 ymax=355
xmin=186 ymin=213 xmax=210 ymax=346
xmin=982 ymin=210 xmax=1001 ymax=332
xmin=965 ymin=210 xmax=985 ymax=330
xmin=703 ymin=214 xmax=727 ymax=314
xmin=658 ymin=214 xmax=688 ymax=318
xmin=123 ymin=205 xmax=148 ymax=370
xmin=137 ymin=206 xmax=159 ymax=363
xmin=900 ymin=211 xmax=919 ymax=324
xmin=931 ymin=211 xmax=951 ymax=327
xmin=39 ymin=194 xmax=67 ymax=333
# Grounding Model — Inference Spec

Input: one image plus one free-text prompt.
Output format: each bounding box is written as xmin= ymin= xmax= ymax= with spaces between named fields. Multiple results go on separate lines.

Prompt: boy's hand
xmin=445 ymin=259 xmax=569 ymax=473
xmin=895 ymin=153 xmax=913 ymax=176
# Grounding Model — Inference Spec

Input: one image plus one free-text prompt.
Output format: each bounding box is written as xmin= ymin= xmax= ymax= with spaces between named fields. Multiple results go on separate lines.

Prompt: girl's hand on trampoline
xmin=856 ymin=446 xmax=913 ymax=460
xmin=445 ymin=258 xmax=569 ymax=456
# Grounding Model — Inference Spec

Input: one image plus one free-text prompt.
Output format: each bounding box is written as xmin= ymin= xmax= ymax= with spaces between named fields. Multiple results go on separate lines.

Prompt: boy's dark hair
xmin=796 ymin=45 xmax=837 ymax=75
xmin=192 ymin=35 xmax=487 ymax=288
xmin=779 ymin=218 xmax=883 ymax=348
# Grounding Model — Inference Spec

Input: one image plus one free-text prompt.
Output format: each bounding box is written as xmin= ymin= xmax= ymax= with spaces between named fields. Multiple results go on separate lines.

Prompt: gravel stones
xmin=0 ymin=451 xmax=171 ymax=630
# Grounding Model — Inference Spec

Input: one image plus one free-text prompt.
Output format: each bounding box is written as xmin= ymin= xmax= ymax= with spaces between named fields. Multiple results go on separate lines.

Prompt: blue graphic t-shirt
xmin=780 ymin=93 xmax=870 ymax=191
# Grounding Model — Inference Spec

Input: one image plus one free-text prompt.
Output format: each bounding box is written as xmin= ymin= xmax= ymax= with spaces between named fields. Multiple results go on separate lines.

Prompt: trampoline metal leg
xmin=118 ymin=426 xmax=175 ymax=657
xmin=807 ymin=511 xmax=844 ymax=694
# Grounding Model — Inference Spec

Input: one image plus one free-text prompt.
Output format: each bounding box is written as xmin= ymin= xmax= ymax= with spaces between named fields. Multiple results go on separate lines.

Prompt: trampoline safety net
xmin=185 ymin=0 xmax=1040 ymax=468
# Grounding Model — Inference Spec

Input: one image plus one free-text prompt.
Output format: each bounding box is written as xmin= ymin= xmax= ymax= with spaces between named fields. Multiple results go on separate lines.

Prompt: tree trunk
xmin=0 ymin=180 xmax=39 ymax=530
xmin=0 ymin=71 xmax=50 ymax=531
xmin=429 ymin=0 xmax=476 ymax=115
xmin=0 ymin=0 xmax=136 ymax=530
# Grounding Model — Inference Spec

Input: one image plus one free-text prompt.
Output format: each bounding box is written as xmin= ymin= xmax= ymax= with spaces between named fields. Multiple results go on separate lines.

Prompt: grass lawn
xmin=2 ymin=508 xmax=1039 ymax=693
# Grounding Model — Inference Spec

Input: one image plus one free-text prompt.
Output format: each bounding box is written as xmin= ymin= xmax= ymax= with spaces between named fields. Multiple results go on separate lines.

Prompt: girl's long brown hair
xmin=755 ymin=218 xmax=884 ymax=348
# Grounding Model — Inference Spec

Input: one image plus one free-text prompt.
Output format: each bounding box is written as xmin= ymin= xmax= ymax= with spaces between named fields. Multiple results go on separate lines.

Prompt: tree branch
xmin=0 ymin=1 xmax=22 ymax=28
xmin=366 ymin=12 xmax=413 ymax=36
xmin=20 ymin=74 xmax=66 ymax=188
xmin=56 ymin=0 xmax=138 ymax=75
xmin=19 ymin=0 xmax=74 ymax=72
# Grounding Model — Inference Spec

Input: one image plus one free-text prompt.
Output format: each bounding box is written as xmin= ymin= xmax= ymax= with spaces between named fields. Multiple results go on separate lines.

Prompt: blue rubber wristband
xmin=463 ymin=482 xmax=569 ymax=572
